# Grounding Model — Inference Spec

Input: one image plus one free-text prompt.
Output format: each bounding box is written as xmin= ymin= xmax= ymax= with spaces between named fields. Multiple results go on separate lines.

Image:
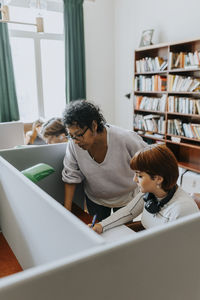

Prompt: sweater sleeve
xmin=100 ymin=193 xmax=144 ymax=232
xmin=62 ymin=141 xmax=85 ymax=184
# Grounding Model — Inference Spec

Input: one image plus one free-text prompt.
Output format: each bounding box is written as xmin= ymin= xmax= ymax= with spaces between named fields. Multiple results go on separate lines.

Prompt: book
xmin=168 ymin=52 xmax=173 ymax=69
xmin=135 ymin=96 xmax=143 ymax=109
xmin=143 ymin=114 xmax=160 ymax=119
xmin=174 ymin=54 xmax=180 ymax=68
xmin=159 ymin=95 xmax=167 ymax=111
xmin=168 ymin=75 xmax=175 ymax=91
xmin=174 ymin=119 xmax=184 ymax=136
xmin=196 ymin=100 xmax=200 ymax=114
xmin=160 ymin=61 xmax=168 ymax=71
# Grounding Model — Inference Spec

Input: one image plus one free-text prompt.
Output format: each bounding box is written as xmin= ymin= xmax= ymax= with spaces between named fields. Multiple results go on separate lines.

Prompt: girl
xmin=91 ymin=144 xmax=199 ymax=233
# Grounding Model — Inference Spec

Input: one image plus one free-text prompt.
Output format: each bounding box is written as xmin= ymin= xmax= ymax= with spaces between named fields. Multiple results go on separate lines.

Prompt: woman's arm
xmin=64 ymin=183 xmax=77 ymax=211
xmin=62 ymin=142 xmax=85 ymax=211
xmin=97 ymin=193 xmax=144 ymax=233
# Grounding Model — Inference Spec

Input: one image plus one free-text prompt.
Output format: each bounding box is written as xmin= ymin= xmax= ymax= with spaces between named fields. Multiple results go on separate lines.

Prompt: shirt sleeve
xmin=100 ymin=193 xmax=144 ymax=232
xmin=62 ymin=141 xmax=85 ymax=184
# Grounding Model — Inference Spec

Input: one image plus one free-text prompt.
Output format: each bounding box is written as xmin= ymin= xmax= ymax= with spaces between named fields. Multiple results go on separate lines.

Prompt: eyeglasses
xmin=67 ymin=127 xmax=89 ymax=141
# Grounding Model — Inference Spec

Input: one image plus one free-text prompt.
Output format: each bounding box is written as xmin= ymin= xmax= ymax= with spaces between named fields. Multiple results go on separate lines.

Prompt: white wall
xmin=114 ymin=0 xmax=200 ymax=129
xmin=84 ymin=0 xmax=115 ymax=124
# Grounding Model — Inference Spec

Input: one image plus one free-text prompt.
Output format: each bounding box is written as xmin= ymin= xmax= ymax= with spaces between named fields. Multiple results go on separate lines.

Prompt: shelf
xmin=168 ymin=92 xmax=200 ymax=95
xmin=135 ymin=71 xmax=167 ymax=75
xmin=178 ymin=162 xmax=200 ymax=173
xmin=166 ymin=134 xmax=200 ymax=143
xmin=169 ymin=67 xmax=200 ymax=73
xmin=166 ymin=139 xmax=200 ymax=149
xmin=135 ymin=91 xmax=167 ymax=94
xmin=135 ymin=109 xmax=165 ymax=114
xmin=135 ymin=91 xmax=200 ymax=95
xmin=134 ymin=133 xmax=200 ymax=149
xmin=135 ymin=42 xmax=169 ymax=52
xmin=135 ymin=130 xmax=165 ymax=142
xmin=140 ymin=134 xmax=165 ymax=142
xmin=167 ymin=112 xmax=200 ymax=118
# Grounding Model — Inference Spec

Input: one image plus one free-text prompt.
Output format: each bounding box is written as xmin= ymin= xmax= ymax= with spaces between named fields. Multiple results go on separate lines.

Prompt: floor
xmin=0 ymin=232 xmax=23 ymax=278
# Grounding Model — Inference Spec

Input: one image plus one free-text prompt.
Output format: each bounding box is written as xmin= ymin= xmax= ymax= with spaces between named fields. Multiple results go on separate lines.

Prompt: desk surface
xmin=71 ymin=203 xmax=144 ymax=232
xmin=71 ymin=203 xmax=93 ymax=224
xmin=101 ymin=225 xmax=135 ymax=242
xmin=71 ymin=203 xmax=143 ymax=242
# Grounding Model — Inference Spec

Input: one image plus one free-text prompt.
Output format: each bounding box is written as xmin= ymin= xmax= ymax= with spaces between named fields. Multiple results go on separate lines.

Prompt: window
xmin=41 ymin=39 xmax=65 ymax=118
xmin=8 ymin=4 xmax=65 ymax=122
xmin=10 ymin=37 xmax=38 ymax=121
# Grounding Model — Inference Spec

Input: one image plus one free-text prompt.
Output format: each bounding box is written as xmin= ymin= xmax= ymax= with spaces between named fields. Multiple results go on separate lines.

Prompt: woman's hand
xmin=88 ymin=223 xmax=103 ymax=234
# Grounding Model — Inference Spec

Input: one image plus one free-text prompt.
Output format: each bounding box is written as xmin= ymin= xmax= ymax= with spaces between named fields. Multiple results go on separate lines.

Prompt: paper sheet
xmin=101 ymin=225 xmax=136 ymax=243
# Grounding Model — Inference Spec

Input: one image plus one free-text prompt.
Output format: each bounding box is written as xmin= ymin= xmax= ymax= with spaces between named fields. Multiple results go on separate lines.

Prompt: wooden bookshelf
xmin=134 ymin=38 xmax=200 ymax=173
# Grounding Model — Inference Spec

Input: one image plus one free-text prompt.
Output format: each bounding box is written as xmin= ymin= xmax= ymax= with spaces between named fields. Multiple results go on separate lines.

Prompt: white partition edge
xmin=0 ymin=211 xmax=200 ymax=299
xmin=0 ymin=157 xmax=103 ymax=269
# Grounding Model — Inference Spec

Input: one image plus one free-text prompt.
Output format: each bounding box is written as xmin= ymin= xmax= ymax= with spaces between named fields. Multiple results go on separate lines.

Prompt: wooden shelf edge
xmin=166 ymin=134 xmax=200 ymax=143
xmin=169 ymin=68 xmax=200 ymax=73
xmin=166 ymin=139 xmax=200 ymax=149
xmin=134 ymin=109 xmax=200 ymax=118
xmin=167 ymin=92 xmax=200 ymax=95
xmin=135 ymin=71 xmax=167 ymax=75
xmin=167 ymin=112 xmax=200 ymax=118
xmin=135 ymin=132 xmax=165 ymax=142
xmin=134 ymin=109 xmax=165 ymax=114
xmin=178 ymin=162 xmax=200 ymax=173
xmin=134 ymin=91 xmax=167 ymax=94
xmin=134 ymin=37 xmax=200 ymax=52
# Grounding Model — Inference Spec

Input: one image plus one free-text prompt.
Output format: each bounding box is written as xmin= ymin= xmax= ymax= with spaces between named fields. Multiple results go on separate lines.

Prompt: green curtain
xmin=63 ymin=0 xmax=86 ymax=103
xmin=0 ymin=7 xmax=19 ymax=122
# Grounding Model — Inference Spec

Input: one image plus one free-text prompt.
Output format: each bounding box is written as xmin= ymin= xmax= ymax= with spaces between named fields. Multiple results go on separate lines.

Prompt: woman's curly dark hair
xmin=62 ymin=100 xmax=106 ymax=133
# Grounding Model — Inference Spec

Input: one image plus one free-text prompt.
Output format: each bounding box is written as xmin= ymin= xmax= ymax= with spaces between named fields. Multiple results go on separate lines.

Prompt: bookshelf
xmin=133 ymin=38 xmax=200 ymax=173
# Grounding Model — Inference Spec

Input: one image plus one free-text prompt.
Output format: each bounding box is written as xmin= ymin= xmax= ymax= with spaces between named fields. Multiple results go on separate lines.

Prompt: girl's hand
xmin=88 ymin=223 xmax=103 ymax=234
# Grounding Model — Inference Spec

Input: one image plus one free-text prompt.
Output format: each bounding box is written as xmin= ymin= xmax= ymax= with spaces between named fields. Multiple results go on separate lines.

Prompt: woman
xmin=91 ymin=144 xmax=199 ymax=233
xmin=62 ymin=100 xmax=147 ymax=221
xmin=40 ymin=118 xmax=68 ymax=144
xmin=25 ymin=119 xmax=45 ymax=145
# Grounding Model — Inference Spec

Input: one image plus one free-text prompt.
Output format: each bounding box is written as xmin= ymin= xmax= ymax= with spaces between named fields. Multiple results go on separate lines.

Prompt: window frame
xmin=8 ymin=1 xmax=64 ymax=120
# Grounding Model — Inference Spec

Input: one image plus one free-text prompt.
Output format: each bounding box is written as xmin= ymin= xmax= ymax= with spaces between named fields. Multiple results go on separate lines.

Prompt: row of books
xmin=135 ymin=51 xmax=200 ymax=73
xmin=134 ymin=114 xmax=166 ymax=134
xmin=134 ymin=75 xmax=167 ymax=92
xmin=135 ymin=115 xmax=200 ymax=139
xmin=168 ymin=96 xmax=200 ymax=114
xmin=167 ymin=119 xmax=200 ymax=140
xmin=168 ymin=51 xmax=200 ymax=69
xmin=135 ymin=56 xmax=168 ymax=73
xmin=135 ymin=95 xmax=167 ymax=112
xmin=168 ymin=75 xmax=200 ymax=92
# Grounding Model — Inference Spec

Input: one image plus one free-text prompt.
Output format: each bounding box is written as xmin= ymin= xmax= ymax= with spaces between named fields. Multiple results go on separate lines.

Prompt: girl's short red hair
xmin=130 ymin=144 xmax=179 ymax=191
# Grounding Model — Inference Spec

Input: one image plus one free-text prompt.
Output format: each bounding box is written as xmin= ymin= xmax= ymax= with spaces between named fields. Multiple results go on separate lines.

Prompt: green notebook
xmin=21 ymin=163 xmax=55 ymax=183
